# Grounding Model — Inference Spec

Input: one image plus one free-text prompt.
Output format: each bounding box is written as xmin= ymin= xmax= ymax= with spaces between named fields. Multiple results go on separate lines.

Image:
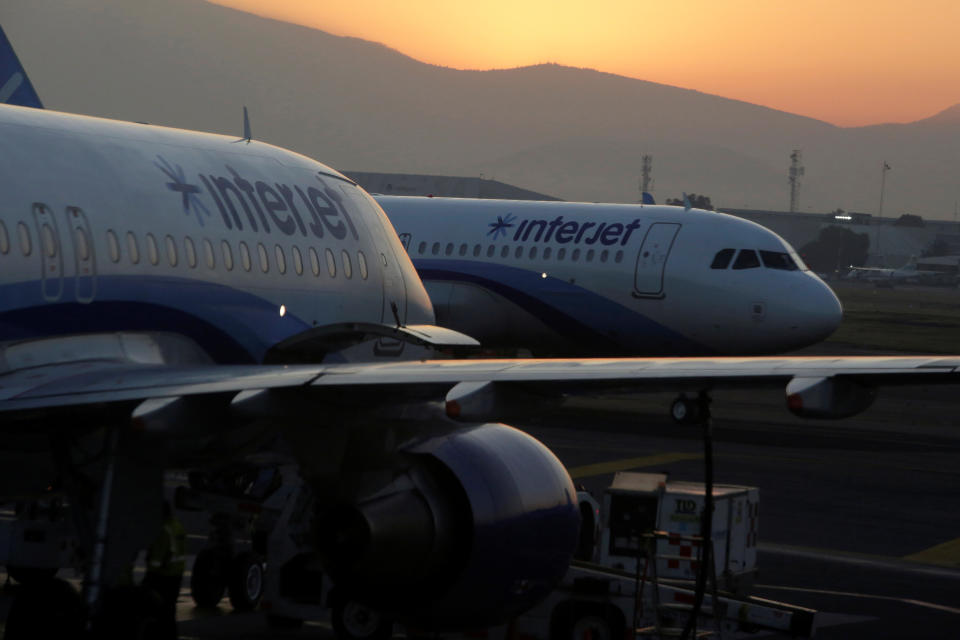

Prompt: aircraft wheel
xmin=191 ymin=548 xmax=228 ymax=608
xmin=6 ymin=564 xmax=58 ymax=585
xmin=330 ymin=591 xmax=393 ymax=640
xmin=4 ymin=577 xmax=83 ymax=639
xmin=228 ymin=551 xmax=264 ymax=611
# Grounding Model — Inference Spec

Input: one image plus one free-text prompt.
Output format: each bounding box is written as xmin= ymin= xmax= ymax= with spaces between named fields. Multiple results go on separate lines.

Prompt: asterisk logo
xmin=487 ymin=214 xmax=516 ymax=240
xmin=155 ymin=155 xmax=211 ymax=227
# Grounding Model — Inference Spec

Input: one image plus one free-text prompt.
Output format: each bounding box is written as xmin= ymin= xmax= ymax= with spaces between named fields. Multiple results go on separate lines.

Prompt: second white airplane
xmin=377 ymin=196 xmax=842 ymax=355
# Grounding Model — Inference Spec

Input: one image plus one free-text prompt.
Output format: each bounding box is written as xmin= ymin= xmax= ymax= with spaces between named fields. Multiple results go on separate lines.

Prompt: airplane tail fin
xmin=641 ymin=191 xmax=656 ymax=205
xmin=0 ymin=25 xmax=43 ymax=108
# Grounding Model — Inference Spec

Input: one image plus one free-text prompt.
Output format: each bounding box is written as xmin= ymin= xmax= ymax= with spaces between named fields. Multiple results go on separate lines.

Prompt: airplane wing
xmin=3 ymin=353 xmax=959 ymax=418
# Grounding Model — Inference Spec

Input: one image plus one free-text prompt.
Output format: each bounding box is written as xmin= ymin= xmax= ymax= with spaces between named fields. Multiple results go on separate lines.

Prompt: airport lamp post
xmin=876 ymin=161 xmax=890 ymax=264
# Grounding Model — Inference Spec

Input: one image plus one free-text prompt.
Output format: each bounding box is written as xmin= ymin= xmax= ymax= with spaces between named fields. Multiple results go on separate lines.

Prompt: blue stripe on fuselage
xmin=0 ymin=276 xmax=310 ymax=363
xmin=412 ymin=259 xmax=710 ymax=355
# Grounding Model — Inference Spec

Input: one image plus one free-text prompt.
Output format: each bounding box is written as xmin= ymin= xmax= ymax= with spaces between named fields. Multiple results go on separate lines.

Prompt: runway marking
xmin=756 ymin=584 xmax=960 ymax=615
xmin=568 ymin=452 xmax=701 ymax=479
xmin=904 ymin=536 xmax=960 ymax=568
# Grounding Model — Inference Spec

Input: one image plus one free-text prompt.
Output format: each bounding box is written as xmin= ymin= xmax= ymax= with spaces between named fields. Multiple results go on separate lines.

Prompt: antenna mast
xmin=639 ymin=154 xmax=653 ymax=201
xmin=788 ymin=149 xmax=804 ymax=213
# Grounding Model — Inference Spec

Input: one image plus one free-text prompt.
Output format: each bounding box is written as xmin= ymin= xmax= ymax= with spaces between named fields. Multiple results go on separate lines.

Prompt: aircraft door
xmin=633 ymin=222 xmax=681 ymax=298
xmin=31 ymin=203 xmax=64 ymax=302
xmin=65 ymin=207 xmax=97 ymax=303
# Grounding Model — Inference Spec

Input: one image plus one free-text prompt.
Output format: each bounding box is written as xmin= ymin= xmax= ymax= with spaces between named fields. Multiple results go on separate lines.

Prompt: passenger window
xmin=501 ymin=246 xmax=510 ymax=258
xmin=732 ymin=249 xmax=760 ymax=270
xmin=586 ymin=249 xmax=595 ymax=262
xmin=473 ymin=244 xmax=481 ymax=257
xmin=165 ymin=235 xmax=178 ymax=267
xmin=357 ymin=251 xmax=368 ymax=280
xmin=145 ymin=233 xmax=159 ymax=265
xmin=418 ymin=241 xmax=426 ymax=255
xmin=445 ymin=242 xmax=454 ymax=256
xmin=239 ymin=241 xmax=252 ymax=272
xmin=759 ymin=250 xmax=799 ymax=271
xmin=543 ymin=247 xmax=552 ymax=259
xmin=529 ymin=246 xmax=538 ymax=259
xmin=380 ymin=253 xmax=387 ymax=267
xmin=487 ymin=245 xmax=495 ymax=257
xmin=342 ymin=250 xmax=353 ymax=279
xmin=710 ymin=248 xmax=735 ymax=269
xmin=257 ymin=243 xmax=269 ymax=273
xmin=558 ymin=248 xmax=566 ymax=260
xmin=459 ymin=243 xmax=467 ymax=256
xmin=184 ymin=237 xmax=197 ymax=268
xmin=325 ymin=248 xmax=337 ymax=277
xmin=292 ymin=246 xmax=304 ymax=275
xmin=222 ymin=241 xmax=234 ymax=271
xmin=600 ymin=250 xmax=609 ymax=263
xmin=126 ymin=232 xmax=140 ymax=264
xmin=309 ymin=247 xmax=320 ymax=276
xmin=275 ymin=245 xmax=287 ymax=274
xmin=204 ymin=239 xmax=216 ymax=270
xmin=515 ymin=246 xmax=523 ymax=258
xmin=615 ymin=250 xmax=623 ymax=263
xmin=0 ymin=221 xmax=8 ymax=254
xmin=432 ymin=242 xmax=440 ymax=256
xmin=106 ymin=230 xmax=120 ymax=263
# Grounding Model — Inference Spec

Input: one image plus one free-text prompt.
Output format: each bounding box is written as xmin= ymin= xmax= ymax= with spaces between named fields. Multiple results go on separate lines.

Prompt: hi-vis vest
xmin=147 ymin=517 xmax=187 ymax=577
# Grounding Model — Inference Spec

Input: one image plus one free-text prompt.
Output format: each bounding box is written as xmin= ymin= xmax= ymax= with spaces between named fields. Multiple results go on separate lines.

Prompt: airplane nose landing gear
xmin=670 ymin=394 xmax=710 ymax=425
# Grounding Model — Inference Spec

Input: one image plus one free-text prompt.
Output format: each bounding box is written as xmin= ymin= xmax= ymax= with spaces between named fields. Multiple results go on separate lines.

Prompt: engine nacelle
xmin=786 ymin=376 xmax=876 ymax=419
xmin=317 ymin=423 xmax=579 ymax=629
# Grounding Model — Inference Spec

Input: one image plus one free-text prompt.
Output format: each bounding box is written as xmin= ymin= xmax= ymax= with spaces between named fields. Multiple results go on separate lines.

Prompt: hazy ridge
xmin=4 ymin=0 xmax=959 ymax=217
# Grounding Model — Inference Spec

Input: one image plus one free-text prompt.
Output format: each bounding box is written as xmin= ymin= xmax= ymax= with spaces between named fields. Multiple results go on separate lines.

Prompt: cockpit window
xmin=710 ymin=248 xmax=735 ymax=269
xmin=760 ymin=250 xmax=799 ymax=271
xmin=732 ymin=249 xmax=760 ymax=269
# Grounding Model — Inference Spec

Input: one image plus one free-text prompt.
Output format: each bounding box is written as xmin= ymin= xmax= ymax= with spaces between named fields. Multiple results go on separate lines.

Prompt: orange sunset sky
xmin=211 ymin=0 xmax=960 ymax=127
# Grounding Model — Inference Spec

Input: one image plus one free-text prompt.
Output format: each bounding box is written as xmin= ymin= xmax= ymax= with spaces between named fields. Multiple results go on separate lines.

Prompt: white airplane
xmin=376 ymin=195 xmax=843 ymax=356
xmin=3 ymin=24 xmax=960 ymax=639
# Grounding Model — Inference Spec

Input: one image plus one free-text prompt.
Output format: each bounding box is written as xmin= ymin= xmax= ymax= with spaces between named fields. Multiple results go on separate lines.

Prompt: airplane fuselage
xmin=0 ymin=104 xmax=434 ymax=363
xmin=378 ymin=196 xmax=842 ymax=356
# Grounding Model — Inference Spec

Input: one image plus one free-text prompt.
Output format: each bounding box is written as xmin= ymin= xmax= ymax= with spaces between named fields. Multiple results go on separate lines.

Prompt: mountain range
xmin=4 ymin=0 xmax=959 ymax=218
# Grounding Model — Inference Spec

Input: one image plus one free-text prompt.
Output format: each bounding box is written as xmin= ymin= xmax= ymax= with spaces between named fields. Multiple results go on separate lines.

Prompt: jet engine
xmin=317 ymin=423 xmax=579 ymax=629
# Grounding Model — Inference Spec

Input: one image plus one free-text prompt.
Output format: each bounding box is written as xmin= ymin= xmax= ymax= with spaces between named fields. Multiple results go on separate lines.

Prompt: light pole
xmin=877 ymin=161 xmax=890 ymax=264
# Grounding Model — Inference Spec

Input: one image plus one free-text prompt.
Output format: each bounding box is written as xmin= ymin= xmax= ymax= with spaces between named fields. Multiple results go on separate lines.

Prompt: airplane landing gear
xmin=330 ymin=590 xmax=394 ymax=640
xmin=670 ymin=394 xmax=708 ymax=425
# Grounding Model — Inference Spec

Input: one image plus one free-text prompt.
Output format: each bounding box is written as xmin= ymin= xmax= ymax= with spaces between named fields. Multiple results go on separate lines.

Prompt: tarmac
xmin=2 ymin=374 xmax=959 ymax=639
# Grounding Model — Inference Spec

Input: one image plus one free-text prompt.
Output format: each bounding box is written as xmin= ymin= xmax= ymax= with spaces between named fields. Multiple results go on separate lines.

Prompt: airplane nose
xmin=795 ymin=275 xmax=843 ymax=342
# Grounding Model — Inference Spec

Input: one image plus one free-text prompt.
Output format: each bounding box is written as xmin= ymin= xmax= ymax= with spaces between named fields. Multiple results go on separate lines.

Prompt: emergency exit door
xmin=633 ymin=222 xmax=680 ymax=298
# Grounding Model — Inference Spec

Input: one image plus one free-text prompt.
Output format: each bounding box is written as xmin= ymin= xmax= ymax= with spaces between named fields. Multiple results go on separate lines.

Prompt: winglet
xmin=0 ymin=25 xmax=43 ymax=109
xmin=682 ymin=193 xmax=692 ymax=211
xmin=234 ymin=106 xmax=252 ymax=144
xmin=641 ymin=191 xmax=655 ymax=205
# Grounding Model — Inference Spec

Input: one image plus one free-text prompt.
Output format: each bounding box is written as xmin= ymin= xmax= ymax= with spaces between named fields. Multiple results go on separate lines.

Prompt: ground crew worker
xmin=143 ymin=501 xmax=187 ymax=639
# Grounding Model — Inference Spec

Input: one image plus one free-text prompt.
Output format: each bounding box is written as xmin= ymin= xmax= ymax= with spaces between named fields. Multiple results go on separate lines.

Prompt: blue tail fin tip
xmin=641 ymin=192 xmax=655 ymax=205
xmin=0 ymin=25 xmax=43 ymax=109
